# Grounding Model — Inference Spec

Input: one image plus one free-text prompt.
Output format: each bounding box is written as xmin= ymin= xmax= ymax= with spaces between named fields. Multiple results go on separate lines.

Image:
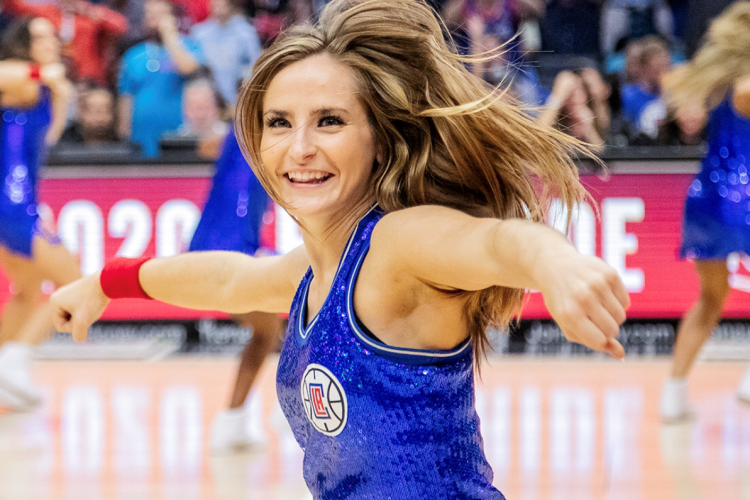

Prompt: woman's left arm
xmin=373 ymin=206 xmax=629 ymax=358
xmin=45 ymin=78 xmax=72 ymax=144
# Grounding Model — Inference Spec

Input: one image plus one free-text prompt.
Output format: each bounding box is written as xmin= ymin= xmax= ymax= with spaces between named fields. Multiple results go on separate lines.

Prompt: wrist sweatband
xmin=29 ymin=63 xmax=41 ymax=81
xmin=100 ymin=257 xmax=153 ymax=299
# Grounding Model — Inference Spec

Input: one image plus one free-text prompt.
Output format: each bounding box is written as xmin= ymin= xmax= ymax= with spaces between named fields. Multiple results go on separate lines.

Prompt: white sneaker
xmin=0 ymin=343 xmax=42 ymax=412
xmin=660 ymin=377 xmax=695 ymax=423
xmin=210 ymin=408 xmax=266 ymax=455
xmin=739 ymin=366 xmax=750 ymax=405
xmin=0 ymin=382 xmax=36 ymax=412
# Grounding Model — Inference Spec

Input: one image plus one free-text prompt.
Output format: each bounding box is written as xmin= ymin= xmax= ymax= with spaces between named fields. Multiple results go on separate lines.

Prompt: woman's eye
xmin=319 ymin=115 xmax=344 ymax=127
xmin=265 ymin=118 xmax=291 ymax=128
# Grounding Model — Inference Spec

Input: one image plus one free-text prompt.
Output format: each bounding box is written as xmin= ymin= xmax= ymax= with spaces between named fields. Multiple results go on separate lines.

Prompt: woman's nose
xmin=288 ymin=124 xmax=316 ymax=161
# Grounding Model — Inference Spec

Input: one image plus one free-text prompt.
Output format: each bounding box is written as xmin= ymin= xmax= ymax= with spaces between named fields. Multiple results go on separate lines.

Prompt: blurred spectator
xmin=620 ymin=35 xmax=670 ymax=140
xmin=622 ymin=37 xmax=645 ymax=84
xmin=442 ymin=0 xmax=521 ymax=78
xmin=601 ymin=0 xmax=675 ymax=57
xmin=1 ymin=0 xmax=129 ymax=84
xmin=190 ymin=0 xmax=261 ymax=106
xmin=539 ymin=0 xmax=602 ymax=59
xmin=538 ymin=69 xmax=611 ymax=146
xmin=655 ymin=100 xmax=706 ymax=146
xmin=60 ymin=87 xmax=118 ymax=144
xmin=246 ymin=0 xmax=312 ymax=47
xmin=117 ymin=0 xmax=205 ymax=157
xmin=165 ymin=77 xmax=229 ymax=158
xmin=176 ymin=78 xmax=228 ymax=138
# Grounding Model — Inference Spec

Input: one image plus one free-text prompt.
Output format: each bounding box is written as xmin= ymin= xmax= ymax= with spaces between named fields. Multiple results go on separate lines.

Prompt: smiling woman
xmin=256 ymin=54 xmax=378 ymax=223
xmin=50 ymin=0 xmax=630 ymax=499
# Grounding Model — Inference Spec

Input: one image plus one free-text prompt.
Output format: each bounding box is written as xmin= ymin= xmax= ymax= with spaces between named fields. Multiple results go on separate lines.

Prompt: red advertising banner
xmin=523 ymin=174 xmax=750 ymax=318
xmin=0 ymin=171 xmax=748 ymax=320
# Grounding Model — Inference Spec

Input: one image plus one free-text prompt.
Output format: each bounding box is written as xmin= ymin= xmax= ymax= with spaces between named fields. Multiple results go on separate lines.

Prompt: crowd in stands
xmin=0 ymin=0 xmax=737 ymax=159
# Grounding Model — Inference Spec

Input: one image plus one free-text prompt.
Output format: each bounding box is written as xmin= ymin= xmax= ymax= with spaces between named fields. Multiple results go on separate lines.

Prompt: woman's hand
xmin=50 ymin=273 xmax=111 ymax=342
xmin=549 ymin=71 xmax=580 ymax=105
xmin=580 ymin=68 xmax=611 ymax=104
xmin=535 ymin=246 xmax=629 ymax=359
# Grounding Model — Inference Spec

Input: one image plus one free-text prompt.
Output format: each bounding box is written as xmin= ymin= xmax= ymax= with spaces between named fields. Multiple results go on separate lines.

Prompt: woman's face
xmin=29 ymin=18 xmax=59 ymax=64
xmin=259 ymin=54 xmax=380 ymax=222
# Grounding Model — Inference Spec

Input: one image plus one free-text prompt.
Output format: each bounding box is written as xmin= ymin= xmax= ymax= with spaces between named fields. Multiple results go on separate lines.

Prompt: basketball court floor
xmin=0 ymin=356 xmax=748 ymax=500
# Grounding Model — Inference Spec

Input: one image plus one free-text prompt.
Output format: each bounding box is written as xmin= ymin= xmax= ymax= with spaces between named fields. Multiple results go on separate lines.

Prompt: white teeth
xmin=287 ymin=171 xmax=330 ymax=182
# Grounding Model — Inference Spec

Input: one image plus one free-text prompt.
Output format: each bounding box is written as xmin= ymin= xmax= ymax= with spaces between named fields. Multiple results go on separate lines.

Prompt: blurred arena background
xmin=0 ymin=0 xmax=749 ymax=499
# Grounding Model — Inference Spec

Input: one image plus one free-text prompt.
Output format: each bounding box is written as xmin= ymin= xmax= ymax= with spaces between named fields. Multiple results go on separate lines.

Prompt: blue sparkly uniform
xmin=0 ymin=87 xmax=58 ymax=257
xmin=189 ymin=127 xmax=270 ymax=255
xmin=277 ymin=207 xmax=504 ymax=500
xmin=681 ymin=97 xmax=750 ymax=259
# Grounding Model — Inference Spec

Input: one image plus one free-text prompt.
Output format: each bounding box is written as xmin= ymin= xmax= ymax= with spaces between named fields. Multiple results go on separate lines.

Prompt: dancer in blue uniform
xmin=50 ymin=0 xmax=630 ymax=497
xmin=0 ymin=17 xmax=81 ymax=411
xmin=659 ymin=2 xmax=750 ymax=422
xmin=189 ymin=127 xmax=285 ymax=454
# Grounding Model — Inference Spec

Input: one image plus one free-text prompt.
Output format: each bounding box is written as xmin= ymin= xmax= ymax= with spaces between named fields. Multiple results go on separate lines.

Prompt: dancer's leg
xmin=228 ymin=311 xmax=284 ymax=409
xmin=0 ymin=247 xmax=43 ymax=345
xmin=661 ymin=260 xmax=730 ymax=421
xmin=0 ymin=238 xmax=81 ymax=410
xmin=671 ymin=260 xmax=730 ymax=378
xmin=210 ymin=311 xmax=284 ymax=454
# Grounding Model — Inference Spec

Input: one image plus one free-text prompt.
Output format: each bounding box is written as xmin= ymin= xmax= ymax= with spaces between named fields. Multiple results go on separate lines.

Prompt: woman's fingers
xmin=50 ymin=273 xmax=108 ymax=343
xmin=72 ymin=317 xmax=90 ymax=343
xmin=543 ymin=255 xmax=630 ymax=358
xmin=605 ymin=337 xmax=625 ymax=360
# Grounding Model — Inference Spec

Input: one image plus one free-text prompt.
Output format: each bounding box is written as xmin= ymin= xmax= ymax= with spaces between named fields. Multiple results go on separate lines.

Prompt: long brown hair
xmin=236 ymin=0 xmax=586 ymax=363
xmin=663 ymin=2 xmax=750 ymax=111
xmin=0 ymin=17 xmax=33 ymax=61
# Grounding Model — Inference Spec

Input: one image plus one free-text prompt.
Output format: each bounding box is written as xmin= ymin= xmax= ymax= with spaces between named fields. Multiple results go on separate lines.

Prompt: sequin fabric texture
xmin=276 ymin=208 xmax=505 ymax=500
xmin=681 ymin=97 xmax=750 ymax=259
xmin=0 ymin=87 xmax=54 ymax=257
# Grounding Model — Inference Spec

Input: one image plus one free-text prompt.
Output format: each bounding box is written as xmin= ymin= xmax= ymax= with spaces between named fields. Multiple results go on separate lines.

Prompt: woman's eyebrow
xmin=311 ymin=108 xmax=347 ymax=116
xmin=263 ymin=109 xmax=288 ymax=117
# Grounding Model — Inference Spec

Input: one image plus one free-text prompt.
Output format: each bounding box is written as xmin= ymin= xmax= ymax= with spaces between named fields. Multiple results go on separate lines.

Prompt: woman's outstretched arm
xmin=371 ymin=206 xmax=630 ymax=358
xmin=51 ymin=246 xmax=309 ymax=342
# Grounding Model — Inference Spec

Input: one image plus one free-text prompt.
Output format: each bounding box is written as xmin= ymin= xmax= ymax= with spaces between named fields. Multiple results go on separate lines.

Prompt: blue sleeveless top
xmin=188 ymin=127 xmax=270 ymax=255
xmin=277 ymin=207 xmax=504 ymax=500
xmin=681 ymin=97 xmax=750 ymax=259
xmin=0 ymin=87 xmax=53 ymax=257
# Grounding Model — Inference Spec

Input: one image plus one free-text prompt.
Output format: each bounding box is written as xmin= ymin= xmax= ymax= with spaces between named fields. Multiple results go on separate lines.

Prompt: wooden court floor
xmin=0 ymin=356 xmax=748 ymax=500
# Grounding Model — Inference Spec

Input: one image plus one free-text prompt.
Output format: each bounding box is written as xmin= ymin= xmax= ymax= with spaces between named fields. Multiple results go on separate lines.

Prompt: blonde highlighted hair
xmin=663 ymin=2 xmax=750 ymax=111
xmin=236 ymin=0 xmax=587 ymax=362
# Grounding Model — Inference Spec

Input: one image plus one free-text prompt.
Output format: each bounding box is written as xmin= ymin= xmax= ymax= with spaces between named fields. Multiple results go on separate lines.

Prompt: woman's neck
xmin=298 ymin=204 xmax=373 ymax=282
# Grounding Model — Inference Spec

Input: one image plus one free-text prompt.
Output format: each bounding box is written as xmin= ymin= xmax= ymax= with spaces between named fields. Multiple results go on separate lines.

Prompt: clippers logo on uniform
xmin=301 ymin=364 xmax=348 ymax=436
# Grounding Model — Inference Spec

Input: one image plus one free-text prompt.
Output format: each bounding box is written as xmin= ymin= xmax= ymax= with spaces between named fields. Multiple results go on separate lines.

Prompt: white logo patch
xmin=301 ymin=363 xmax=348 ymax=436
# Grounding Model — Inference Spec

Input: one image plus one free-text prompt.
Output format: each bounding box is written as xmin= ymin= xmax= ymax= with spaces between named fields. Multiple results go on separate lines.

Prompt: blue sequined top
xmin=189 ymin=127 xmax=269 ymax=255
xmin=681 ymin=97 xmax=750 ymax=259
xmin=277 ymin=207 xmax=505 ymax=499
xmin=0 ymin=87 xmax=52 ymax=257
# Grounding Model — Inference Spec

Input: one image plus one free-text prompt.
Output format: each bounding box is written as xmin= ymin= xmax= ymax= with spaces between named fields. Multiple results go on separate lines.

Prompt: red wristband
xmin=29 ymin=63 xmax=41 ymax=81
xmin=100 ymin=257 xmax=153 ymax=300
